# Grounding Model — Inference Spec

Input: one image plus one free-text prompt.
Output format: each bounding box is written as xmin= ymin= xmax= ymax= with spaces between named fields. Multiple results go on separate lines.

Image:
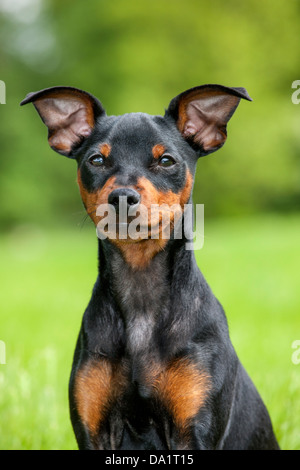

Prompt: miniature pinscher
xmin=21 ymin=84 xmax=279 ymax=450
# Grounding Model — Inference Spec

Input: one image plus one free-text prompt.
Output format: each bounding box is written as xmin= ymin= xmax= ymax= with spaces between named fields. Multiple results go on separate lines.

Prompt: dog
xmin=21 ymin=84 xmax=279 ymax=450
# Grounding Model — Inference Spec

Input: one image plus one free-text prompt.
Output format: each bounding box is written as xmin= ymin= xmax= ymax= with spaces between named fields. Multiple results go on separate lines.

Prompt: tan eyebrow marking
xmin=152 ymin=144 xmax=166 ymax=159
xmin=99 ymin=143 xmax=111 ymax=158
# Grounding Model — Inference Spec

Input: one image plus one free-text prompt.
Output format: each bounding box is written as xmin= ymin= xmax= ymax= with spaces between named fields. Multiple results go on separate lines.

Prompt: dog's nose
xmin=108 ymin=188 xmax=141 ymax=214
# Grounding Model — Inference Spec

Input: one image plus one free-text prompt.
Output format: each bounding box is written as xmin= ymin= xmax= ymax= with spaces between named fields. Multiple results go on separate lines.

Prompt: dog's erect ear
xmin=165 ymin=84 xmax=252 ymax=156
xmin=20 ymin=86 xmax=105 ymax=158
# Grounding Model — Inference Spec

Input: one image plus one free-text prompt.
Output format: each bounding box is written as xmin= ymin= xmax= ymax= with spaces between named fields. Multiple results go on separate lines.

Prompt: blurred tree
xmin=0 ymin=0 xmax=299 ymax=230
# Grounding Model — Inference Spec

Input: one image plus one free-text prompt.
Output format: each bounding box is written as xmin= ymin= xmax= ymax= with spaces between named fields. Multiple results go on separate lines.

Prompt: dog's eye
xmin=89 ymin=154 xmax=105 ymax=167
xmin=158 ymin=155 xmax=176 ymax=167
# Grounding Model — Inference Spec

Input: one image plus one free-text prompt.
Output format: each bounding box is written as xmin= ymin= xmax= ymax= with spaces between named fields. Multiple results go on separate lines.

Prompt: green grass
xmin=0 ymin=214 xmax=299 ymax=450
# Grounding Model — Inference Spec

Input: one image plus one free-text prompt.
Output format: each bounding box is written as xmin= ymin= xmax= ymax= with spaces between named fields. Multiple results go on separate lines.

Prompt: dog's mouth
xmin=96 ymin=205 xmax=181 ymax=243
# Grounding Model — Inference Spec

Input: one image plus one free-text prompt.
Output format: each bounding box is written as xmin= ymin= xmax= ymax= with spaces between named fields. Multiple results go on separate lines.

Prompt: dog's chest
xmin=74 ymin=259 xmax=211 ymax=448
xmin=74 ymin=351 xmax=211 ymax=449
xmin=111 ymin=256 xmax=170 ymax=356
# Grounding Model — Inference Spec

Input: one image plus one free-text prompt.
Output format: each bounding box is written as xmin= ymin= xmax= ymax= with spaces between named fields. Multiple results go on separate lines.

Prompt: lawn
xmin=0 ymin=214 xmax=299 ymax=450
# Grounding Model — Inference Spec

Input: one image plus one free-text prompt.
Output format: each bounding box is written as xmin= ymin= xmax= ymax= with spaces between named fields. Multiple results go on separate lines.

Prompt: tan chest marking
xmin=151 ymin=358 xmax=211 ymax=433
xmin=74 ymin=358 xmax=127 ymax=437
xmin=74 ymin=356 xmax=210 ymax=442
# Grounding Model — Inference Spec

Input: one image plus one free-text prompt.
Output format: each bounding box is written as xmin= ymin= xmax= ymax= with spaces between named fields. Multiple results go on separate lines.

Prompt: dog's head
xmin=21 ymin=84 xmax=251 ymax=268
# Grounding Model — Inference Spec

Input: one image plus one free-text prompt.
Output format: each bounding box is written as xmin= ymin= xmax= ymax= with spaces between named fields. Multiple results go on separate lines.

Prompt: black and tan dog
xmin=21 ymin=84 xmax=279 ymax=450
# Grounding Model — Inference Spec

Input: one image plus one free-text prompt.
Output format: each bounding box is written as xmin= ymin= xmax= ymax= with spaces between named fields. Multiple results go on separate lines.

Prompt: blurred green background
xmin=0 ymin=0 xmax=299 ymax=450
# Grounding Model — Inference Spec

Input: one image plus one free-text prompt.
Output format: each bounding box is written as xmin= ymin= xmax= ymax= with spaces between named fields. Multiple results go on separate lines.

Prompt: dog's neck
xmin=98 ymin=235 xmax=186 ymax=307
xmin=95 ymin=212 xmax=205 ymax=370
xmin=99 ymin=235 xmax=195 ymax=361
xmin=98 ymin=212 xmax=195 ymax=295
xmin=98 ymin=206 xmax=197 ymax=294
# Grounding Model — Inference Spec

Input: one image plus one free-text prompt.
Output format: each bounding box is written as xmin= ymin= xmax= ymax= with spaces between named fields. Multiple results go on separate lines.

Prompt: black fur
xmin=21 ymin=84 xmax=279 ymax=450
